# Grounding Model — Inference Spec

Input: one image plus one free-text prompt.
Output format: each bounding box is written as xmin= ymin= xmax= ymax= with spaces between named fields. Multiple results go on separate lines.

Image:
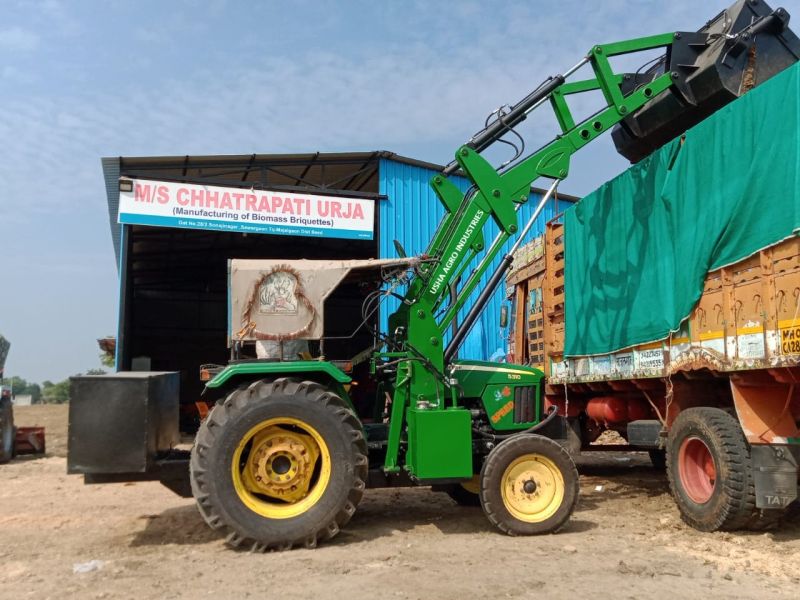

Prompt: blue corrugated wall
xmin=378 ymin=157 xmax=571 ymax=361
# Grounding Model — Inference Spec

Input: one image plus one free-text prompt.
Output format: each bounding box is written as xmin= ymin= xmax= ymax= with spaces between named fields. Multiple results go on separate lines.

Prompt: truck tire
xmin=479 ymin=434 xmax=579 ymax=535
xmin=0 ymin=398 xmax=13 ymax=464
xmin=667 ymin=407 xmax=754 ymax=531
xmin=190 ymin=378 xmax=368 ymax=551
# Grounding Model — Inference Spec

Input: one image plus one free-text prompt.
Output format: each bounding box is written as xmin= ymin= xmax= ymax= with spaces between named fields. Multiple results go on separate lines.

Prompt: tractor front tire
xmin=666 ymin=407 xmax=754 ymax=532
xmin=479 ymin=434 xmax=579 ymax=535
xmin=190 ymin=378 xmax=368 ymax=551
xmin=0 ymin=398 xmax=13 ymax=464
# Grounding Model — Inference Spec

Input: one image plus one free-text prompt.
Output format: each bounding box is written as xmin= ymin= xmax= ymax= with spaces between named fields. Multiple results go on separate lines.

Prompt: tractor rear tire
xmin=0 ymin=398 xmax=13 ymax=464
xmin=190 ymin=378 xmax=368 ymax=551
xmin=479 ymin=434 xmax=579 ymax=535
xmin=666 ymin=407 xmax=754 ymax=532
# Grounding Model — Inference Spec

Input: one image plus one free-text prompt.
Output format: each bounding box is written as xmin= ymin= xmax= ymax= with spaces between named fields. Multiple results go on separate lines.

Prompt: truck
xmin=69 ymin=0 xmax=799 ymax=549
xmin=508 ymin=220 xmax=800 ymax=530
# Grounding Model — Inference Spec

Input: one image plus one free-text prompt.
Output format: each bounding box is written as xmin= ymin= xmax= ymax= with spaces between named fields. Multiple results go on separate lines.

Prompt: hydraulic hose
xmin=472 ymin=404 xmax=560 ymax=441
xmin=442 ymin=76 xmax=565 ymax=176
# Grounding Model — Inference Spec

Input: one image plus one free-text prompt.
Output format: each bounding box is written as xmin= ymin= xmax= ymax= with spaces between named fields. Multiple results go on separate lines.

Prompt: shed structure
xmin=102 ymin=151 xmax=576 ymax=403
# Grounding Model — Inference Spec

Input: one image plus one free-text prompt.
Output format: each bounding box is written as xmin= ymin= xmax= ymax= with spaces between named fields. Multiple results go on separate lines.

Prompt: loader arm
xmin=380 ymin=5 xmax=794 ymax=473
xmin=378 ymin=28 xmax=721 ymax=473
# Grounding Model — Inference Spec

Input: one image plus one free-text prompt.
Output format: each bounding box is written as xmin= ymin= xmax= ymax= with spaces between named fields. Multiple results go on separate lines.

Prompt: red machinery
xmin=0 ymin=336 xmax=45 ymax=463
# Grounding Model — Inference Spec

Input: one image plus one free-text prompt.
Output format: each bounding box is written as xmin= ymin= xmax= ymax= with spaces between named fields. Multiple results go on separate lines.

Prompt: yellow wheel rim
xmin=231 ymin=417 xmax=331 ymax=520
xmin=500 ymin=454 xmax=565 ymax=523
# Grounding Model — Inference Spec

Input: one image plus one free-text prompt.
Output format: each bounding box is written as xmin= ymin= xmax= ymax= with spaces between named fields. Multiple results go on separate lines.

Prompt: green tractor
xmin=189 ymin=3 xmax=797 ymax=548
xmin=194 ymin=258 xmax=579 ymax=549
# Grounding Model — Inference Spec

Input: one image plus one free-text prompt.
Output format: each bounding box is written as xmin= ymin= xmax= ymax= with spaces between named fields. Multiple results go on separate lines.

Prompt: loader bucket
xmin=612 ymin=0 xmax=800 ymax=163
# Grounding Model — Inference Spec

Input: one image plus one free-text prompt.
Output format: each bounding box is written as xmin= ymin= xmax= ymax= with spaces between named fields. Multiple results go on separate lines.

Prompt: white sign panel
xmin=118 ymin=179 xmax=375 ymax=240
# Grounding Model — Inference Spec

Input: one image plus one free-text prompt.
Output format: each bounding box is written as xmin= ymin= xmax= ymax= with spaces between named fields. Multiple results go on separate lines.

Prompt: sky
xmin=0 ymin=0 xmax=770 ymax=382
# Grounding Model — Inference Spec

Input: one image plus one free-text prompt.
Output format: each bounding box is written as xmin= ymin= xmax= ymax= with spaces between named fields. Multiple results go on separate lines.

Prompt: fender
xmin=206 ymin=360 xmax=351 ymax=390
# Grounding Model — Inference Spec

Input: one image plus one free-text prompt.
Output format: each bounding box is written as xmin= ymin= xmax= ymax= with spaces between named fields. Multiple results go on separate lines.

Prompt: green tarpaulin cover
xmin=564 ymin=60 xmax=800 ymax=357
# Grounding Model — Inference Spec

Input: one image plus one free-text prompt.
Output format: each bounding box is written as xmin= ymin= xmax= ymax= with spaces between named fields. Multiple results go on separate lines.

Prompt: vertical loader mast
xmin=382 ymin=3 xmax=796 ymax=472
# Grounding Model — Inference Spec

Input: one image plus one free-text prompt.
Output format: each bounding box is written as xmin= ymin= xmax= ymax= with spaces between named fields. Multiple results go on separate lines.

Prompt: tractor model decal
xmin=490 ymin=400 xmax=514 ymax=424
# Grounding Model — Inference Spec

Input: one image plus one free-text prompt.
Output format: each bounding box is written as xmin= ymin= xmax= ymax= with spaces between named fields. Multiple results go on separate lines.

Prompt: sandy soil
xmin=1 ymin=405 xmax=798 ymax=600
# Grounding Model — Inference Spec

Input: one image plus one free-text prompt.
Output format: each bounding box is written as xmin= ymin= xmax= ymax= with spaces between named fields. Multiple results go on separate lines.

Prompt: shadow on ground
xmin=130 ymin=505 xmax=220 ymax=547
xmin=129 ymin=458 xmax=799 ymax=548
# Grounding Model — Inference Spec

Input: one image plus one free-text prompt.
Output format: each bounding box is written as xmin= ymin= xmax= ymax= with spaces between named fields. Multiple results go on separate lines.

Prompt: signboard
xmin=117 ymin=179 xmax=375 ymax=240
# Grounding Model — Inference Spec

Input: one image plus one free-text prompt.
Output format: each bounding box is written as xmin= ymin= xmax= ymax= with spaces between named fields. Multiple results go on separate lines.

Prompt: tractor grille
xmin=513 ymin=386 xmax=537 ymax=424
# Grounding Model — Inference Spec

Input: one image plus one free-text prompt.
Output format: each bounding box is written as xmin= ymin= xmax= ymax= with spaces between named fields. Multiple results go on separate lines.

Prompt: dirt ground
xmin=1 ymin=405 xmax=798 ymax=600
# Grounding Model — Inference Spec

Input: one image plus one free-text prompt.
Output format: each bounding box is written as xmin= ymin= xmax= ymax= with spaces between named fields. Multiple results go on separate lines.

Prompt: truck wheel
xmin=190 ymin=378 xmax=368 ymax=551
xmin=667 ymin=407 xmax=753 ymax=531
xmin=479 ymin=435 xmax=579 ymax=535
xmin=444 ymin=475 xmax=482 ymax=506
xmin=0 ymin=399 xmax=13 ymax=464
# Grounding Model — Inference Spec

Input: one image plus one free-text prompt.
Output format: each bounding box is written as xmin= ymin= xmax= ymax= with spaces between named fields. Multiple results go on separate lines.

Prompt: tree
xmin=39 ymin=369 xmax=108 ymax=404
xmin=98 ymin=335 xmax=115 ymax=369
xmin=41 ymin=379 xmax=70 ymax=404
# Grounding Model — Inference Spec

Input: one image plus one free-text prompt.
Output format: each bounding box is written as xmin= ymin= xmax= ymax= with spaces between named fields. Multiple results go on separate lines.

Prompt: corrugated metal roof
xmin=101 ymin=157 xmax=122 ymax=265
xmin=378 ymin=157 xmax=574 ymax=362
xmin=104 ymin=150 xmax=580 ymax=202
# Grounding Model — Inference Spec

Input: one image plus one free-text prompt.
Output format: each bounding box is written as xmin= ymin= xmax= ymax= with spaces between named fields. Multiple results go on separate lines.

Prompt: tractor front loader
xmin=69 ymin=0 xmax=800 ymax=549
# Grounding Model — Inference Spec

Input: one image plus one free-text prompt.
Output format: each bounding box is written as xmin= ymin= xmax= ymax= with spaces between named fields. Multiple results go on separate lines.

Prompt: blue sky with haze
xmin=0 ymin=0 xmax=755 ymax=381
